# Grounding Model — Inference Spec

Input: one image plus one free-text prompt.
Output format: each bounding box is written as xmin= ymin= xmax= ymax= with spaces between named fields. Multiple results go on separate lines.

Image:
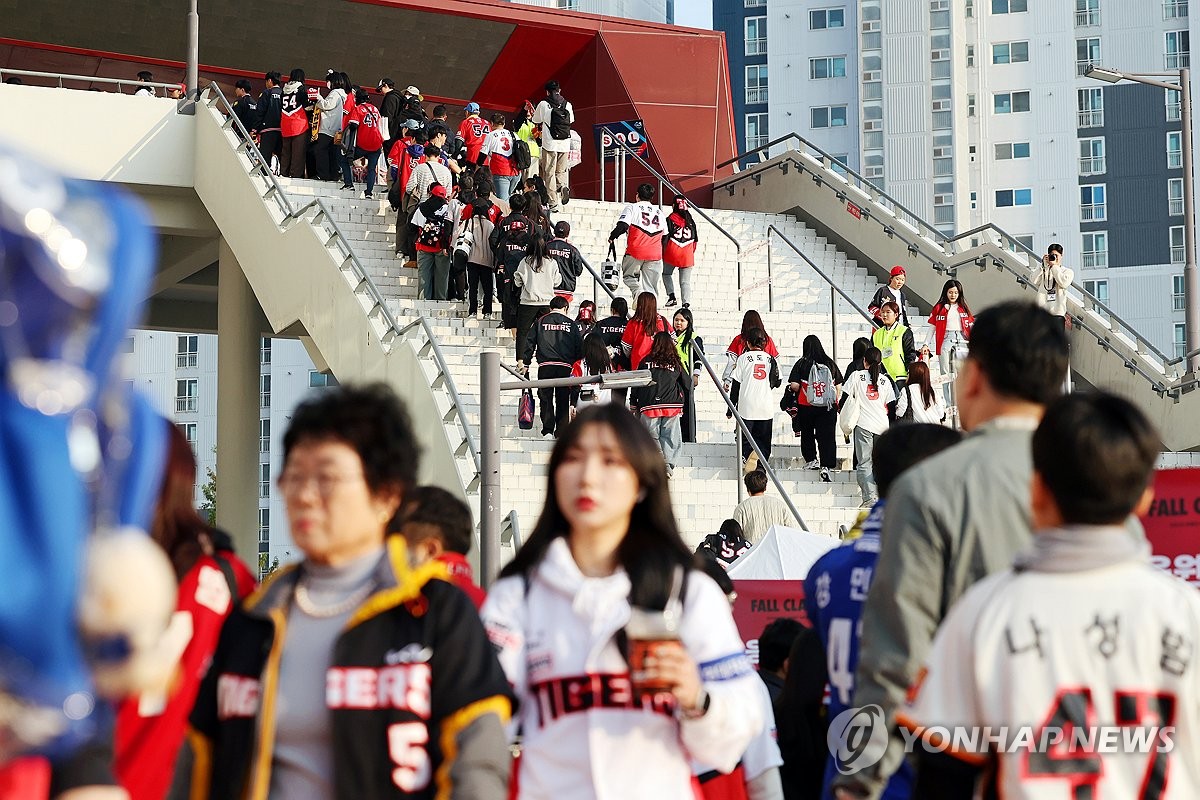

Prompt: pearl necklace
xmin=293 ymin=581 xmax=374 ymax=618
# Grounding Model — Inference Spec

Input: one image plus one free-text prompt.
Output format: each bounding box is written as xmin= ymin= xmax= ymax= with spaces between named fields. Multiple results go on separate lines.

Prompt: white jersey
xmin=481 ymin=537 xmax=764 ymax=800
xmin=732 ymin=350 xmax=777 ymax=421
xmin=900 ymin=528 xmax=1200 ymax=800
xmin=845 ymin=369 xmax=895 ymax=435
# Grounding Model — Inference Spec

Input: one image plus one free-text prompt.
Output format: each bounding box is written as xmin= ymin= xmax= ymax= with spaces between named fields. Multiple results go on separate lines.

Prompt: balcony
xmin=1172 ymin=197 xmax=1185 ymax=215
xmin=1169 ymin=151 xmax=1183 ymax=169
xmin=746 ymin=38 xmax=767 ymax=56
xmin=1082 ymin=251 xmax=1108 ymax=268
xmin=1172 ymin=245 xmax=1186 ymax=263
xmin=176 ymin=352 xmax=197 ymax=368
xmin=1175 ymin=292 xmax=1188 ymax=311
xmin=1079 ymin=156 xmax=1106 ymax=175
xmin=1169 ymin=101 xmax=1182 ymax=121
xmin=1166 ymin=52 xmax=1191 ymax=69
xmin=175 ymin=396 xmax=197 ymax=413
xmin=1075 ymin=9 xmax=1100 ymax=25
xmin=746 ymin=87 xmax=768 ymax=104
xmin=1081 ymin=203 xmax=1107 ymax=222
xmin=1164 ymin=0 xmax=1189 ymax=18
xmin=1078 ymin=110 xmax=1104 ymax=128
xmin=1076 ymin=60 xmax=1095 ymax=76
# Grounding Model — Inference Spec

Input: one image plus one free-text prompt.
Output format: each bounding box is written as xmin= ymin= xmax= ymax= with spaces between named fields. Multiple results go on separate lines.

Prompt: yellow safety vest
xmin=873 ymin=324 xmax=909 ymax=381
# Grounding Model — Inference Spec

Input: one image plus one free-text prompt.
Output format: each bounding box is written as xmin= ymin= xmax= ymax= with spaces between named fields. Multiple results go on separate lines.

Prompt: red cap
xmin=430 ymin=184 xmax=448 ymax=198
xmin=890 ymin=265 xmax=906 ymax=277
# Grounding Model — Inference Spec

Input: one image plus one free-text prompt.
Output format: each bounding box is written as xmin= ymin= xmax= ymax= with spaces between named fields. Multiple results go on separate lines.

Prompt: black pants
xmin=467 ymin=263 xmax=494 ymax=314
xmin=516 ymin=304 xmax=548 ymax=365
xmin=792 ymin=405 xmax=838 ymax=468
xmin=257 ymin=131 xmax=282 ymax=169
xmin=499 ymin=265 xmax=521 ymax=328
xmin=680 ymin=383 xmax=697 ymax=443
xmin=449 ymin=252 xmax=468 ymax=301
xmin=742 ymin=418 xmax=773 ymax=466
xmin=395 ymin=203 xmax=417 ymax=257
xmin=279 ymin=133 xmax=308 ymax=178
xmin=537 ymin=363 xmax=572 ymax=437
xmin=313 ymin=133 xmax=339 ymax=180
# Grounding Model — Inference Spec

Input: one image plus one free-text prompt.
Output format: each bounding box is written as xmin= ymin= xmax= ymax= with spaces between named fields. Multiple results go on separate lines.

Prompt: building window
xmin=1164 ymin=0 xmax=1189 ymax=19
xmin=994 ymin=91 xmax=1031 ymax=114
xmin=1015 ymin=234 xmax=1035 ymax=251
xmin=745 ymin=65 xmax=768 ymax=105
xmin=966 ymin=44 xmax=975 ymax=67
xmin=175 ymin=379 xmax=198 ymax=414
xmin=864 ymin=153 xmax=884 ymax=179
xmin=258 ymin=508 xmax=270 ymax=544
xmin=1176 ymin=324 xmax=1188 ymax=359
xmin=1079 ymin=137 xmax=1105 ymax=175
xmin=995 ymin=142 xmax=1031 ymax=160
xmin=934 ymin=156 xmax=953 ymax=176
xmin=1078 ymin=87 xmax=1104 ymax=128
xmin=1167 ymin=88 xmax=1182 ymax=121
xmin=810 ymin=56 xmax=847 ymax=79
xmin=992 ymin=41 xmax=1029 ymax=64
xmin=1080 ymin=184 xmax=1107 ymax=221
xmin=992 ymin=0 xmax=1027 ymax=13
xmin=1082 ymin=232 xmax=1108 ymax=268
xmin=121 ymin=335 xmax=135 ymax=354
xmin=1168 ymin=131 xmax=1183 ymax=168
xmin=309 ymin=371 xmax=341 ymax=388
xmin=1166 ymin=30 xmax=1190 ymax=69
xmin=1171 ymin=226 xmax=1186 ymax=263
xmin=557 ymin=0 xmax=578 ymax=8
xmin=745 ymin=17 xmax=767 ymax=55
xmin=809 ymin=7 xmax=845 ymax=28
xmin=1076 ymin=37 xmax=1101 ymax=76
xmin=1175 ymin=275 xmax=1187 ymax=311
xmin=259 ymin=418 xmax=271 ymax=454
xmin=745 ymin=0 xmax=765 ymax=6
xmin=811 ymin=105 xmax=848 ymax=128
xmin=1169 ymin=178 xmax=1185 ymax=215
xmin=746 ymin=112 xmax=769 ymax=150
xmin=260 ymin=374 xmax=271 ymax=409
xmin=260 ymin=337 xmax=272 ymax=365
xmin=1076 ymin=0 xmax=1100 ymax=26
xmin=176 ymin=334 xmax=198 ymax=369
xmin=995 ymin=189 xmax=1032 ymax=207
xmin=259 ymin=463 xmax=270 ymax=500
xmin=181 ymin=422 xmax=197 ymax=446
xmin=1084 ymin=279 xmax=1109 ymax=304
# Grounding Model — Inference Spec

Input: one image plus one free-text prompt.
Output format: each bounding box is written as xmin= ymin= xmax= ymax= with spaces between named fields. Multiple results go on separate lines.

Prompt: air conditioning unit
xmin=862 ymin=20 xmax=881 ymax=32
xmin=863 ymin=70 xmax=881 ymax=82
xmin=931 ymin=49 xmax=950 ymax=60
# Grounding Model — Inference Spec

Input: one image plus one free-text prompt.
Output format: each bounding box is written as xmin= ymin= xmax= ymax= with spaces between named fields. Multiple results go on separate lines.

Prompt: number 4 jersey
xmin=899 ymin=526 xmax=1200 ymax=799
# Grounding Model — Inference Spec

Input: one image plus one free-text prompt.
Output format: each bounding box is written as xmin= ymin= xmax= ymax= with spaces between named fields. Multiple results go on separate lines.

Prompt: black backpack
xmin=511 ymin=138 xmax=533 ymax=171
xmin=549 ymin=98 xmax=571 ymax=140
xmin=416 ymin=207 xmax=451 ymax=249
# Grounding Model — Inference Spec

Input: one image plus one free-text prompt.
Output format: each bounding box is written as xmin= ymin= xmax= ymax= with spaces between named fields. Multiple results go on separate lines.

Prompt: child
xmin=730 ymin=328 xmax=780 ymax=472
xmin=395 ymin=485 xmax=485 ymax=609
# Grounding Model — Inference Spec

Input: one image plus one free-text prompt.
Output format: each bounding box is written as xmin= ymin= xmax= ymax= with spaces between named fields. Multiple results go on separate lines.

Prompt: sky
xmin=674 ymin=0 xmax=713 ymax=29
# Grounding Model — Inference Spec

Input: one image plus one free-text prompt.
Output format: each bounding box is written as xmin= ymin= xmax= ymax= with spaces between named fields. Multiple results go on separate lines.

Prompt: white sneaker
xmin=543 ymin=432 xmax=555 ymax=439
xmin=475 ymin=310 xmax=483 ymax=320
xmin=804 ymin=459 xmax=820 ymax=470
xmin=820 ymin=467 xmax=831 ymax=482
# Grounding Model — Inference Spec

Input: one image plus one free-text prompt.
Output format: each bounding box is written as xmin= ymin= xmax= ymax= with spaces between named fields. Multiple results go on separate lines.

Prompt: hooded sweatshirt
xmin=280 ymin=80 xmax=310 ymax=138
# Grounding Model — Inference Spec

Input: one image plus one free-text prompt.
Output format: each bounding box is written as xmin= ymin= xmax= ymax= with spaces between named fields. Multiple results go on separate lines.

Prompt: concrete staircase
xmin=278 ymin=179 xmax=919 ymax=543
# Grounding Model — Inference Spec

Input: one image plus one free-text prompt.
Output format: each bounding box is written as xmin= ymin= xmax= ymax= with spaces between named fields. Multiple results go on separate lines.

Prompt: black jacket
xmin=380 ymin=91 xmax=405 ymax=141
xmin=254 ymin=86 xmax=282 ymax=131
xmin=185 ymin=538 xmax=512 ymax=800
xmin=867 ymin=285 xmax=911 ymax=327
xmin=630 ymin=359 xmax=688 ymax=415
xmin=546 ymin=238 xmax=585 ymax=293
xmin=233 ymin=94 xmax=258 ymax=136
xmin=525 ymin=310 xmax=582 ymax=367
xmin=489 ymin=213 xmax=532 ymax=271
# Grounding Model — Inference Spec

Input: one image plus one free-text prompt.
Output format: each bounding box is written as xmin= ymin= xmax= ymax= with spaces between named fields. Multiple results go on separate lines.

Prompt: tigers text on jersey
xmin=731 ymin=350 xmax=777 ymax=421
xmin=618 ymin=201 xmax=667 ymax=261
xmin=900 ymin=526 xmax=1200 ymax=800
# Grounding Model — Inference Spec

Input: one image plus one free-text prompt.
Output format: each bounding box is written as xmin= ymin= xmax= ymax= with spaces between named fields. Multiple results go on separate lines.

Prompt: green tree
xmin=200 ymin=464 xmax=217 ymax=526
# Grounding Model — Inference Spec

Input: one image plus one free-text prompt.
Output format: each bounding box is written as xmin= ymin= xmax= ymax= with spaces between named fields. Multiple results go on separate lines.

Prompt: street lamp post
xmin=1086 ymin=64 xmax=1197 ymax=372
xmin=478 ymin=350 xmax=653 ymax=587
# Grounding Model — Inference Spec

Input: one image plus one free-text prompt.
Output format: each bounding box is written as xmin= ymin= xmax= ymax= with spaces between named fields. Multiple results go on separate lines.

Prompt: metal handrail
xmin=692 ymin=346 xmax=809 ymax=532
xmin=201 ymin=83 xmax=482 ymax=474
xmin=0 ymin=68 xmax=183 ymax=93
xmin=767 ymin=226 xmax=876 ymax=326
xmin=1166 ymin=345 xmax=1200 ymax=368
xmin=597 ymin=126 xmax=747 ymax=307
xmin=502 ymin=509 xmax=522 ymax=550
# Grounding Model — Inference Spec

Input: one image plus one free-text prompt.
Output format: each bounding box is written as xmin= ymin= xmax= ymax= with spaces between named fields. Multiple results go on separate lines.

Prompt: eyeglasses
xmin=277 ymin=472 xmax=365 ymax=498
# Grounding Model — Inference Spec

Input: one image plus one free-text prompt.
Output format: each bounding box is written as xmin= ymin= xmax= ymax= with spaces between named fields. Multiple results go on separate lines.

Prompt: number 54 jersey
xmin=899 ymin=527 xmax=1200 ymax=800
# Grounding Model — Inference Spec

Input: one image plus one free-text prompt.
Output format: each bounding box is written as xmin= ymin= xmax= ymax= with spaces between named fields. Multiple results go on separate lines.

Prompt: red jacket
xmin=927 ymin=302 xmax=974 ymax=354
xmin=621 ymin=315 xmax=670 ymax=369
xmin=435 ymin=552 xmax=486 ymax=610
xmin=725 ymin=334 xmax=779 ymax=360
xmin=114 ymin=553 xmax=256 ymax=800
xmin=346 ymin=102 xmax=383 ymax=152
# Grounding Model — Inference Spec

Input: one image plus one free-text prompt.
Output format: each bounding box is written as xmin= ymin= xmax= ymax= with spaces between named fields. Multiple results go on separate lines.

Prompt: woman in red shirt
xmin=927 ymin=278 xmax=974 ymax=401
xmin=722 ymin=309 xmax=779 ymax=382
xmin=621 ymin=291 xmax=671 ymax=369
xmin=338 ymin=88 xmax=384 ymax=198
xmin=662 ymin=195 xmax=699 ymax=309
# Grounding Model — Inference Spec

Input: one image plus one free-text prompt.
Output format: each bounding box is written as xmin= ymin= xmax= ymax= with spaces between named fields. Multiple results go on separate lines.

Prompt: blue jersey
xmin=803 ymin=501 xmax=913 ymax=800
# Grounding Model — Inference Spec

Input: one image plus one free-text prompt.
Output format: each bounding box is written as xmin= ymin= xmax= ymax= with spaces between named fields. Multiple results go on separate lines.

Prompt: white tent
xmin=726 ymin=525 xmax=841 ymax=580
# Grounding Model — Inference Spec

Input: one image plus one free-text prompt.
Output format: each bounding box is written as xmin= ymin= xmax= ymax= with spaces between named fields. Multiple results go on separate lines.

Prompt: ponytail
xmin=864 ymin=347 xmax=883 ymax=391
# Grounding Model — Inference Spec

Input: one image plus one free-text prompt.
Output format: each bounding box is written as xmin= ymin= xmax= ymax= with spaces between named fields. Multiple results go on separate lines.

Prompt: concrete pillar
xmin=216 ymin=239 xmax=262 ymax=564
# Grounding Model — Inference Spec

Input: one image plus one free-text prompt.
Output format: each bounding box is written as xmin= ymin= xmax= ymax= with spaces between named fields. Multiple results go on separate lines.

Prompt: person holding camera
xmin=1030 ymin=242 xmax=1074 ymax=322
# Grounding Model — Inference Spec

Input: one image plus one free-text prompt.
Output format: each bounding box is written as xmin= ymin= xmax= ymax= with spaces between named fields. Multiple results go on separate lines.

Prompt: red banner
xmin=730 ymin=579 xmax=810 ymax=666
xmin=1142 ymin=468 xmax=1200 ymax=587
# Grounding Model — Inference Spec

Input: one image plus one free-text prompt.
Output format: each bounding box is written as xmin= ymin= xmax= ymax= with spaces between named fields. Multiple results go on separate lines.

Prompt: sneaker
xmin=682 ymin=303 xmax=690 ymax=309
xmin=549 ymin=206 xmax=561 ymax=213
xmin=404 ymin=260 xmax=417 ymax=270
xmin=820 ymin=467 xmax=831 ymax=482
xmin=543 ymin=432 xmax=555 ymax=439
xmin=743 ymin=452 xmax=759 ymax=474
xmin=560 ymin=186 xmax=570 ymax=205
xmin=804 ymin=459 xmax=820 ymax=470
xmin=474 ymin=310 xmax=482 ymax=320
xmin=394 ymin=251 xmax=405 ymax=259
xmin=340 ymin=184 xmax=354 ymax=191
xmin=665 ymin=295 xmax=678 ymax=308
xmin=363 ymin=191 xmax=374 ymax=199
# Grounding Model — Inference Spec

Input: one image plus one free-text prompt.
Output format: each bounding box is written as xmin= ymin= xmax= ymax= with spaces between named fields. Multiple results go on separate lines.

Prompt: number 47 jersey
xmin=900 ymin=534 xmax=1200 ymax=800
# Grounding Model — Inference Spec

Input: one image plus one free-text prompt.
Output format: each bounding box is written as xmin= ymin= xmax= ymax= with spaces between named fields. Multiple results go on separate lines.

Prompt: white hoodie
xmin=482 ymin=537 xmax=764 ymax=800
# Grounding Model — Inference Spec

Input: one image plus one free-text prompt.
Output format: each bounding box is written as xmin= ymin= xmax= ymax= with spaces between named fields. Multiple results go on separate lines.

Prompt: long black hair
xmin=864 ymin=346 xmax=883 ymax=391
xmin=581 ymin=333 xmax=612 ymax=376
xmin=673 ymin=306 xmax=696 ymax=349
xmin=937 ymin=278 xmax=972 ymax=316
xmin=797 ymin=334 xmax=842 ymax=383
xmin=525 ymin=229 xmax=548 ymax=271
xmin=499 ymin=404 xmax=692 ymax=608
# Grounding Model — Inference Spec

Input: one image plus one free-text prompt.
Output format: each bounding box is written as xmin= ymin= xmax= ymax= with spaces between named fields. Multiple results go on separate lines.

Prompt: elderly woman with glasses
xmin=184 ymin=383 xmax=511 ymax=800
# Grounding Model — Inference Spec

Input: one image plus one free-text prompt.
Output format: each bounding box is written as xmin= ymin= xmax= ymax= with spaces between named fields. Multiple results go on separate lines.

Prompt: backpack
xmin=416 ymin=208 xmax=450 ymax=249
xmin=549 ymin=99 xmax=571 ymax=140
xmin=511 ymin=138 xmax=533 ymax=171
xmin=805 ymin=362 xmax=836 ymax=408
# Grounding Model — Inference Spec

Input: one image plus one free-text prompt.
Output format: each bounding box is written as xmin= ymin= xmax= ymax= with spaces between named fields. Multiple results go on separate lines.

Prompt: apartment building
xmin=714 ymin=0 xmax=1196 ymax=356
xmin=126 ymin=331 xmax=329 ymax=576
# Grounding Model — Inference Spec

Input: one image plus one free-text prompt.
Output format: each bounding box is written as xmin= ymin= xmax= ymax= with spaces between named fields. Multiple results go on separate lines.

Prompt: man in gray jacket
xmin=832 ymin=302 xmax=1069 ymax=799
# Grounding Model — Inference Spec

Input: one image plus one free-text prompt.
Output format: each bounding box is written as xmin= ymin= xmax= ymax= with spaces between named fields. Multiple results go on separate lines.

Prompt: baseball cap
xmin=430 ymin=184 xmax=448 ymax=198
xmin=377 ymin=77 xmax=394 ymax=90
xmin=405 ymin=85 xmax=419 ymax=95
xmin=890 ymin=265 xmax=907 ymax=277
xmin=465 ymin=102 xmax=480 ymax=113
xmin=554 ymin=221 xmax=571 ymax=238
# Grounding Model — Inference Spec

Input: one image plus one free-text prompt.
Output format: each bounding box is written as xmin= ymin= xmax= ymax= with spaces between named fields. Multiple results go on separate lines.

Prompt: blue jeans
xmin=417 ymin=250 xmax=450 ymax=300
xmin=339 ymin=147 xmax=381 ymax=194
xmin=853 ymin=426 xmax=878 ymax=504
xmin=642 ymin=414 xmax=682 ymax=468
xmin=492 ymin=174 xmax=520 ymax=202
